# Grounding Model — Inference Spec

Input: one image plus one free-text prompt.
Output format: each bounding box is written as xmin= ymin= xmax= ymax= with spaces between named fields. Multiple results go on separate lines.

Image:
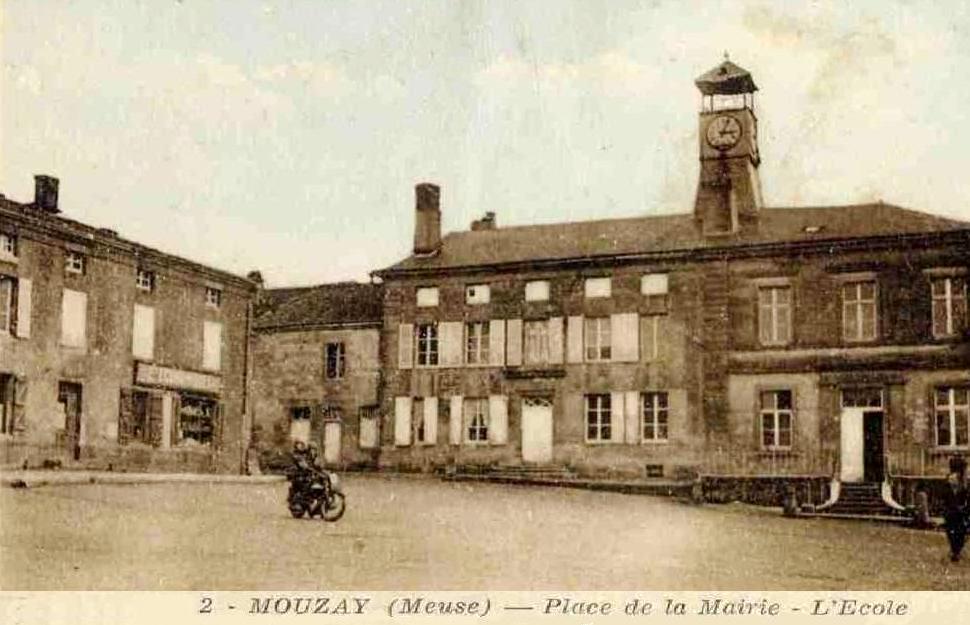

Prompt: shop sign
xmin=136 ymin=362 xmax=222 ymax=394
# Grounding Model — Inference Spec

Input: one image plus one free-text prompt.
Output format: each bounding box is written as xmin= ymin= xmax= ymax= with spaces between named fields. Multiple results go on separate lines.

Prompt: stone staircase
xmin=813 ymin=482 xmax=911 ymax=521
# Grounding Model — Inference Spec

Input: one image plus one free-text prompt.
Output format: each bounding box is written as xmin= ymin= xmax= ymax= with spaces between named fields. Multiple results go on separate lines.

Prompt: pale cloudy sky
xmin=3 ymin=1 xmax=970 ymax=286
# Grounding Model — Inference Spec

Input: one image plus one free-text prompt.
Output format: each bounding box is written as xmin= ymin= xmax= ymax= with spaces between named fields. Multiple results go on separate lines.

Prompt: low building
xmin=0 ymin=176 xmax=256 ymax=472
xmin=249 ymin=281 xmax=382 ymax=471
xmin=370 ymin=58 xmax=970 ymax=507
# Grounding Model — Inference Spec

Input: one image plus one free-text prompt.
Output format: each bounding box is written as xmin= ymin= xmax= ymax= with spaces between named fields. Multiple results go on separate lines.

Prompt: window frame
xmin=641 ymin=391 xmax=669 ymax=443
xmin=415 ymin=322 xmax=439 ymax=367
xmin=464 ymin=397 xmax=489 ymax=444
xmin=325 ymin=342 xmax=346 ymax=379
xmin=205 ymin=287 xmax=223 ymax=309
xmin=136 ymin=269 xmax=156 ymax=293
xmin=585 ymin=394 xmax=613 ymax=443
xmin=759 ymin=389 xmax=794 ymax=450
xmin=64 ymin=251 xmax=85 ymax=275
xmin=841 ymin=279 xmax=878 ymax=343
xmin=931 ymin=276 xmax=968 ymax=339
xmin=584 ymin=316 xmax=612 ymax=362
xmin=0 ymin=233 xmax=17 ymax=259
xmin=0 ymin=276 xmax=14 ymax=335
xmin=758 ymin=284 xmax=793 ymax=346
xmin=465 ymin=284 xmax=490 ymax=305
xmin=464 ymin=321 xmax=490 ymax=365
xmin=934 ymin=386 xmax=970 ymax=450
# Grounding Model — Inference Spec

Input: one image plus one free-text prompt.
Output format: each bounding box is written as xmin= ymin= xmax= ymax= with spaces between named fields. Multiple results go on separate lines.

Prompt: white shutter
xmin=423 ymin=397 xmax=439 ymax=445
xmin=359 ymin=416 xmax=378 ymax=449
xmin=394 ymin=397 xmax=412 ymax=446
xmin=488 ymin=319 xmax=506 ymax=366
xmin=132 ymin=304 xmax=155 ymax=360
xmin=488 ymin=395 xmax=508 ymax=445
xmin=611 ymin=312 xmax=639 ymax=362
xmin=624 ymin=391 xmax=641 ymax=444
xmin=160 ymin=392 xmax=173 ymax=449
xmin=449 ymin=396 xmax=463 ymax=445
xmin=439 ymin=321 xmax=464 ymax=367
xmin=398 ymin=323 xmax=414 ymax=369
xmin=567 ymin=315 xmax=584 ymax=363
xmin=669 ymin=389 xmax=687 ymax=442
xmin=15 ymin=278 xmax=31 ymax=338
xmin=548 ymin=317 xmax=564 ymax=364
xmin=203 ymin=321 xmax=223 ymax=371
xmin=60 ymin=289 xmax=87 ymax=348
xmin=610 ymin=392 xmax=626 ymax=443
xmin=506 ymin=318 xmax=523 ymax=366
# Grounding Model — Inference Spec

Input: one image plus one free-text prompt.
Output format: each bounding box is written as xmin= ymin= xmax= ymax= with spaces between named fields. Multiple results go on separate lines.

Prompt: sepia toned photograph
xmin=2 ymin=0 xmax=970 ymax=596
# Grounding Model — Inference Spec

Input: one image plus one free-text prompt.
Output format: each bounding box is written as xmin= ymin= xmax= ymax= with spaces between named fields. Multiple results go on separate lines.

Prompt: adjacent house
xmin=0 ymin=176 xmax=256 ymax=472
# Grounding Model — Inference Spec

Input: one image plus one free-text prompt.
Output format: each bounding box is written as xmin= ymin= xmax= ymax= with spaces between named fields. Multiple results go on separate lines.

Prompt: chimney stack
xmin=34 ymin=175 xmax=60 ymax=214
xmin=413 ymin=183 xmax=441 ymax=255
xmin=471 ymin=211 xmax=496 ymax=231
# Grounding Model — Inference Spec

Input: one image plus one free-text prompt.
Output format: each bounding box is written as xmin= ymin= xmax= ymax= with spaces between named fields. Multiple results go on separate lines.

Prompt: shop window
xmin=585 ymin=394 xmax=612 ymax=442
xmin=325 ymin=342 xmax=346 ymax=379
xmin=178 ymin=395 xmax=218 ymax=446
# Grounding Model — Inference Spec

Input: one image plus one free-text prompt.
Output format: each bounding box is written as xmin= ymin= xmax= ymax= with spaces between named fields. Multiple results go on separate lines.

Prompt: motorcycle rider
xmin=943 ymin=455 xmax=969 ymax=563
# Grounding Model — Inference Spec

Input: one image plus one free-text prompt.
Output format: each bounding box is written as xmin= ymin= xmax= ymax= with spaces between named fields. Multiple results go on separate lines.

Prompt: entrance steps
xmin=810 ymin=481 xmax=911 ymax=522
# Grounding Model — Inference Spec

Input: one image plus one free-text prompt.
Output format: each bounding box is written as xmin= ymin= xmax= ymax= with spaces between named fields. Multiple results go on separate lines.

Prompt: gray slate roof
xmin=254 ymin=282 xmax=383 ymax=331
xmin=379 ymin=204 xmax=970 ymax=275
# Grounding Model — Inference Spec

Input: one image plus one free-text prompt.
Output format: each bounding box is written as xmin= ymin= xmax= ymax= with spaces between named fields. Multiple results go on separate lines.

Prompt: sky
xmin=3 ymin=1 xmax=970 ymax=287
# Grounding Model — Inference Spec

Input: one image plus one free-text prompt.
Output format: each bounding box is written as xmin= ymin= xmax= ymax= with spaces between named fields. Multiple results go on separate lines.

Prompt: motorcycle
xmin=287 ymin=466 xmax=346 ymax=522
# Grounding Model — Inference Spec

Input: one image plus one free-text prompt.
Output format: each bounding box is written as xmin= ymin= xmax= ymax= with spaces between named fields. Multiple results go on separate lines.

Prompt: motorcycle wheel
xmin=289 ymin=502 xmax=306 ymax=519
xmin=322 ymin=492 xmax=346 ymax=522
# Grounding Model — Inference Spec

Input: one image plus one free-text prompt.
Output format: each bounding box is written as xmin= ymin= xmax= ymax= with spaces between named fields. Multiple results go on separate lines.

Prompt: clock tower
xmin=693 ymin=56 xmax=763 ymax=235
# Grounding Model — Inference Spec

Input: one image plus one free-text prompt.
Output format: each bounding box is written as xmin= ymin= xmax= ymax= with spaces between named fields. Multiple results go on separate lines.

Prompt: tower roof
xmin=695 ymin=58 xmax=758 ymax=95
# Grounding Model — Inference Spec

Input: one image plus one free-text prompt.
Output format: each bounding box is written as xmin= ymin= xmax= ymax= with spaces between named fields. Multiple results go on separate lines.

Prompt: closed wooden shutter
xmin=624 ymin=391 xmax=640 ymax=444
xmin=132 ymin=304 xmax=155 ymax=360
xmin=394 ymin=397 xmax=412 ymax=446
xmin=506 ymin=318 xmax=523 ymax=366
xmin=611 ymin=313 xmax=639 ymax=362
xmin=488 ymin=395 xmax=508 ymax=445
xmin=548 ymin=317 xmax=564 ymax=364
xmin=669 ymin=388 xmax=688 ymax=441
xmin=118 ymin=389 xmax=134 ymax=445
xmin=61 ymin=289 xmax=87 ymax=348
xmin=398 ymin=323 xmax=414 ymax=370
xmin=610 ymin=392 xmax=626 ymax=443
xmin=449 ymin=395 xmax=463 ymax=445
xmin=566 ymin=316 xmax=584 ymax=363
xmin=358 ymin=413 xmax=378 ymax=449
xmin=202 ymin=321 xmax=223 ymax=371
xmin=15 ymin=278 xmax=31 ymax=338
xmin=423 ymin=396 xmax=439 ymax=445
xmin=488 ymin=320 xmax=506 ymax=366
xmin=12 ymin=375 xmax=27 ymax=433
xmin=438 ymin=322 xmax=464 ymax=367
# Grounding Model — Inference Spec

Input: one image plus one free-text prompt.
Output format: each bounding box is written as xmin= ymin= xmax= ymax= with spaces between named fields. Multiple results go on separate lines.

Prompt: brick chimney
xmin=34 ymin=175 xmax=60 ymax=214
xmin=413 ymin=183 xmax=441 ymax=255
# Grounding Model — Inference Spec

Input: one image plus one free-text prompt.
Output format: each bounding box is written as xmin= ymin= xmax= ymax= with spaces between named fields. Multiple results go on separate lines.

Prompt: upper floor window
xmin=65 ymin=251 xmax=85 ymax=275
xmin=585 ymin=394 xmax=612 ymax=442
xmin=465 ymin=284 xmax=490 ymax=305
xmin=0 ymin=374 xmax=14 ymax=434
xmin=0 ymin=276 xmax=14 ymax=334
xmin=325 ymin=342 xmax=346 ymax=379
xmin=464 ymin=397 xmax=489 ymax=443
xmin=641 ymin=273 xmax=668 ymax=296
xmin=205 ymin=287 xmax=223 ymax=309
xmin=842 ymin=280 xmax=877 ymax=342
xmin=525 ymin=280 xmax=550 ymax=302
xmin=758 ymin=285 xmax=792 ymax=345
xmin=935 ymin=387 xmax=969 ymax=449
xmin=416 ymin=287 xmax=439 ymax=307
xmin=584 ymin=277 xmax=611 ymax=299
xmin=416 ymin=323 xmax=438 ymax=366
xmin=465 ymin=321 xmax=490 ymax=365
xmin=0 ymin=233 xmax=16 ymax=259
xmin=931 ymin=276 xmax=967 ymax=338
xmin=524 ymin=319 xmax=550 ymax=365
xmin=136 ymin=269 xmax=156 ymax=293
xmin=584 ymin=316 xmax=611 ymax=361
xmin=760 ymin=390 xmax=793 ymax=449
xmin=642 ymin=392 xmax=669 ymax=442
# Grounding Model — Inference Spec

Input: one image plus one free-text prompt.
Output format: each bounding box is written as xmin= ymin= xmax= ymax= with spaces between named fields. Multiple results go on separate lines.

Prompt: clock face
xmin=706 ymin=115 xmax=743 ymax=150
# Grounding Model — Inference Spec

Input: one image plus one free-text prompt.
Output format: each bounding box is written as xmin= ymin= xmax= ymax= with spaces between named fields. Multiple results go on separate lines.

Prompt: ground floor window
xmin=358 ymin=406 xmax=379 ymax=449
xmin=0 ymin=374 xmax=13 ymax=434
xmin=290 ymin=405 xmax=311 ymax=443
xmin=641 ymin=392 xmax=669 ymax=441
xmin=585 ymin=394 xmax=612 ymax=442
xmin=178 ymin=395 xmax=218 ymax=446
xmin=465 ymin=397 xmax=488 ymax=442
xmin=760 ymin=390 xmax=793 ymax=449
xmin=935 ymin=387 xmax=970 ymax=448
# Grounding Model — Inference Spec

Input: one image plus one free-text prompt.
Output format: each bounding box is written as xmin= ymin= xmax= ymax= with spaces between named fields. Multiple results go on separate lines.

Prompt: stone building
xmin=250 ymin=282 xmax=382 ymax=470
xmin=371 ymin=58 xmax=970 ymax=504
xmin=0 ymin=176 xmax=256 ymax=472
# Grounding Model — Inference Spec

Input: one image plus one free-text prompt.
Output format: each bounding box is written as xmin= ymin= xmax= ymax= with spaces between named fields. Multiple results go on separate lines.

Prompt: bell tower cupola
xmin=693 ymin=55 xmax=763 ymax=235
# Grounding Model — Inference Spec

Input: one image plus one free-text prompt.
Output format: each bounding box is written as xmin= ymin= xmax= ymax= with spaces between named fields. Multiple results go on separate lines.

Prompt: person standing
xmin=943 ymin=456 xmax=969 ymax=563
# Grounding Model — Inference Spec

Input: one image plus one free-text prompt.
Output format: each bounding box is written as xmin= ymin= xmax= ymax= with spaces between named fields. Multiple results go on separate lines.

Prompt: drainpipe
xmin=240 ymin=300 xmax=254 ymax=475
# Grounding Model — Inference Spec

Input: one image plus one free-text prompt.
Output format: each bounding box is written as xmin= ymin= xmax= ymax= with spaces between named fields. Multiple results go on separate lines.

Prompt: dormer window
xmin=136 ymin=269 xmax=156 ymax=293
xmin=205 ymin=287 xmax=223 ymax=309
